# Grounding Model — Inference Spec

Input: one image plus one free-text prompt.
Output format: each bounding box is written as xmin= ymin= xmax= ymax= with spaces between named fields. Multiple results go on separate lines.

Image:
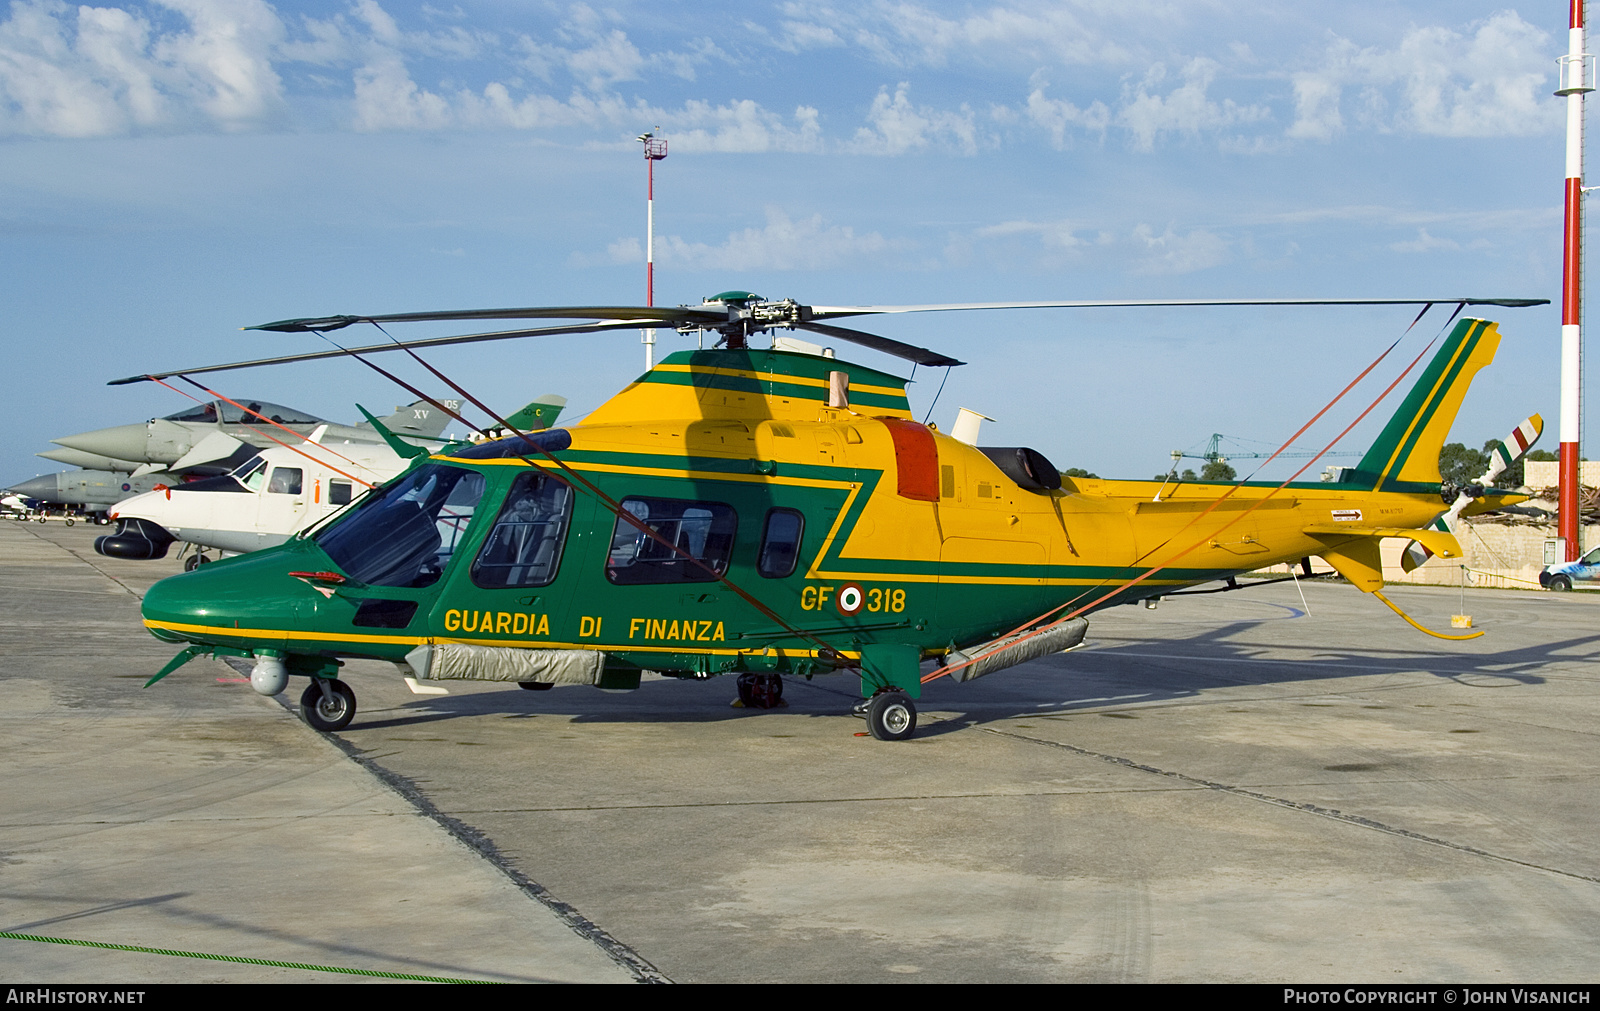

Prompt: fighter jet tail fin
xmin=358 ymin=398 xmax=461 ymax=439
xmin=500 ymin=394 xmax=567 ymax=433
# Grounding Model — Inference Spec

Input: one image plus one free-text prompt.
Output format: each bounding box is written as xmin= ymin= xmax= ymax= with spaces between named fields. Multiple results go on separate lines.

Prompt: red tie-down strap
xmin=876 ymin=418 xmax=941 ymax=502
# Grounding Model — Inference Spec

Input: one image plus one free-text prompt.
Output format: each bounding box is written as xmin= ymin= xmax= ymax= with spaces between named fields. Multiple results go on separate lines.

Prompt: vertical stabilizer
xmin=1352 ymin=318 xmax=1502 ymax=492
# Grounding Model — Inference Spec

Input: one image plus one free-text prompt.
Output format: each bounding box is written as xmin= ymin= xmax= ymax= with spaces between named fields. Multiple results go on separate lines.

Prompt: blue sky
xmin=0 ymin=1 xmax=1579 ymax=484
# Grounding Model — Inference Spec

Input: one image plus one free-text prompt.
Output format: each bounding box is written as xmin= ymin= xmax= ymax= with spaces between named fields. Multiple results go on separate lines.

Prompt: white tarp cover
xmin=412 ymin=643 xmax=607 ymax=684
xmin=945 ymin=618 xmax=1088 ymax=683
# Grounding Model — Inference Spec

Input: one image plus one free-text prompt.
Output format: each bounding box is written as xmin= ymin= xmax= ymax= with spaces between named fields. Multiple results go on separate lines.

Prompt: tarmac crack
xmin=312 ymin=727 xmax=672 ymax=984
xmin=17 ymin=524 xmax=142 ymax=599
xmin=981 ymin=725 xmax=1600 ymax=887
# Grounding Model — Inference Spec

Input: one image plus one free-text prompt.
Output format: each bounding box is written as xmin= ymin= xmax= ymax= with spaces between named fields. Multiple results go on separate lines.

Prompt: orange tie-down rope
xmin=313 ymin=326 xmax=851 ymax=663
xmin=925 ymin=311 xmax=1472 ymax=685
xmin=150 ymin=376 xmax=376 ymax=489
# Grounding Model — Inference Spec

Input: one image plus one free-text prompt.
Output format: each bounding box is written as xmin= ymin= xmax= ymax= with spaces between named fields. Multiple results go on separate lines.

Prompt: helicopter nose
xmin=141 ymin=551 xmax=307 ymax=651
xmin=53 ymin=424 xmax=149 ymax=462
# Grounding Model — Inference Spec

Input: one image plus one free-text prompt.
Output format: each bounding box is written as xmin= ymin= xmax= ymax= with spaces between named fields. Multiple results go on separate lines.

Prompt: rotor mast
xmin=639 ymin=131 xmax=668 ymax=369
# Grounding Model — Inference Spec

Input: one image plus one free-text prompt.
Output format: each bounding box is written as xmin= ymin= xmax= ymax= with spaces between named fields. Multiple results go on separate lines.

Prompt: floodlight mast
xmin=639 ymin=131 xmax=668 ymax=369
xmin=1557 ymin=2 xmax=1593 ymax=562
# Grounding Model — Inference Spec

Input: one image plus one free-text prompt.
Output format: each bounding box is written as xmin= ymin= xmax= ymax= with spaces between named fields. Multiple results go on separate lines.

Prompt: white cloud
xmin=1119 ymin=58 xmax=1269 ymax=152
xmin=635 ymin=207 xmax=900 ymax=271
xmin=775 ymin=1 xmax=1129 ymax=69
xmin=1289 ymin=12 xmax=1559 ymax=140
xmin=0 ymin=0 xmax=285 ymax=137
xmin=1130 ymin=223 xmax=1230 ymax=275
xmin=974 ymin=219 xmax=1086 ymax=249
xmin=1388 ymin=228 xmax=1491 ymax=254
xmin=1025 ymin=77 xmax=1108 ymax=148
xmin=849 ymin=82 xmax=980 ymax=154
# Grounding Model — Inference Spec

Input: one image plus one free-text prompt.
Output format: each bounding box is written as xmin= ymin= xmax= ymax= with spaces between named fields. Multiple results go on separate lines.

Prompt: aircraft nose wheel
xmin=299 ymin=678 xmax=356 ymax=732
xmin=183 ymin=553 xmax=211 ymax=572
xmin=865 ymin=691 xmax=917 ymax=741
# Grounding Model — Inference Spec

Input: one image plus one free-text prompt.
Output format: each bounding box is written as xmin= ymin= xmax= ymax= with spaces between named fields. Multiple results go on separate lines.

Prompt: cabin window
xmin=329 ymin=481 xmax=353 ymax=506
xmin=757 ymin=508 xmax=804 ymax=578
xmin=267 ymin=467 xmax=303 ymax=495
xmin=606 ymin=497 xmax=737 ymax=585
xmin=470 ymin=472 xmax=573 ymax=589
xmin=315 ymin=464 xmax=485 ymax=588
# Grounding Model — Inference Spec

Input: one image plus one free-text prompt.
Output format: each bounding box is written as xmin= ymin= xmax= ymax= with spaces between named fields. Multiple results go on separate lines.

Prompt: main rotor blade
xmin=249 ymin=305 xmax=723 ymax=332
xmin=791 ymin=321 xmax=965 ymax=368
xmin=108 ymin=319 xmax=674 ymax=385
xmin=803 ymin=296 xmax=1551 ymax=322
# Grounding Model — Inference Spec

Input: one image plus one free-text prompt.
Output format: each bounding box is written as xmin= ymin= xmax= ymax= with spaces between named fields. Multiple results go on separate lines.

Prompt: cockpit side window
xmin=470 ymin=472 xmax=573 ymax=588
xmin=315 ymin=464 xmax=485 ymax=587
xmin=266 ymin=467 xmax=303 ymax=495
xmin=605 ymin=496 xmax=737 ymax=585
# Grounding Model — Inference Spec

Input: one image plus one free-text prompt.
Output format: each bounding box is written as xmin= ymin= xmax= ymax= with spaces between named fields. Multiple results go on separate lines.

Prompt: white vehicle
xmin=93 ymin=396 xmax=564 ymax=567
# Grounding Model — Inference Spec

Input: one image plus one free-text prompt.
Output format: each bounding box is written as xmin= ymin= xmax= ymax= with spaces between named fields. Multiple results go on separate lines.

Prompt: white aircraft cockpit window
xmin=233 ymin=456 xmax=267 ymax=491
xmin=267 ymin=467 xmax=303 ymax=495
xmin=606 ymin=496 xmax=737 ymax=585
xmin=470 ymin=473 xmax=573 ymax=588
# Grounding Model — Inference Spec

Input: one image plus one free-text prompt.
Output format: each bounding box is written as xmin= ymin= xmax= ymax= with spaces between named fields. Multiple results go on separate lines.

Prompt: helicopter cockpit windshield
xmin=314 ymin=464 xmax=484 ymax=587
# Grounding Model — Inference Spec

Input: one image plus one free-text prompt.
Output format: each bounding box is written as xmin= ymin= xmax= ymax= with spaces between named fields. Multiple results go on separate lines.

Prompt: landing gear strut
xmin=299 ymin=678 xmax=356 ymax=731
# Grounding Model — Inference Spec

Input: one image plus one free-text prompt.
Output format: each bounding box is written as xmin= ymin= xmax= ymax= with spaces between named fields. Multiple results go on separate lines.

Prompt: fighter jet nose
xmin=7 ymin=475 xmax=57 ymax=498
xmin=53 ymin=424 xmax=148 ymax=462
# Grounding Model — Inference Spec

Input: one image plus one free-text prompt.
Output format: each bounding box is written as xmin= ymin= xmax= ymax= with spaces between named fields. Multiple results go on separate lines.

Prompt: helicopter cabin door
xmin=426 ymin=467 xmax=587 ymax=655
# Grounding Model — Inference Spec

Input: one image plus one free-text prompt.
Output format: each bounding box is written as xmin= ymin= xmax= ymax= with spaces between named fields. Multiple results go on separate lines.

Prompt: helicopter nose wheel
xmin=299 ymin=678 xmax=356 ymax=732
xmin=183 ymin=553 xmax=211 ymax=572
xmin=864 ymin=691 xmax=917 ymax=741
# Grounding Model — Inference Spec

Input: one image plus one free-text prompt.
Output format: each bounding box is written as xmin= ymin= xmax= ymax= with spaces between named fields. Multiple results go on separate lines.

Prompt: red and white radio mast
xmin=1558 ymin=2 xmax=1594 ymax=560
xmin=638 ymin=130 xmax=668 ymax=369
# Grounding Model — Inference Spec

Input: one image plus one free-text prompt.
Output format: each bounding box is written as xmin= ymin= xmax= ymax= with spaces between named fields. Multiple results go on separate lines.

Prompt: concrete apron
xmin=0 ymin=521 xmax=644 ymax=983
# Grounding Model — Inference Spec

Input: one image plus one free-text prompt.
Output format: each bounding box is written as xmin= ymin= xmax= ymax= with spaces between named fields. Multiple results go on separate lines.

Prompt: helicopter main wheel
xmin=518 ymin=680 xmax=554 ymax=691
xmin=1548 ymin=575 xmax=1573 ymax=592
xmin=64 ymin=518 xmax=74 ymax=527
xmin=736 ymin=672 xmax=784 ymax=709
xmin=184 ymin=553 xmax=211 ymax=572
xmin=299 ymin=678 xmax=356 ymax=732
xmin=866 ymin=691 xmax=917 ymax=741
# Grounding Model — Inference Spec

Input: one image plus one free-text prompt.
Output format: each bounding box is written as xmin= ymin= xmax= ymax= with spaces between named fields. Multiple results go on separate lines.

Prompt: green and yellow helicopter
xmin=114 ymin=293 xmax=1545 ymax=741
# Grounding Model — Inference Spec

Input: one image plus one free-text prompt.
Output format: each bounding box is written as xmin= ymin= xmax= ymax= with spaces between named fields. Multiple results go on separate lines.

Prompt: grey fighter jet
xmin=8 ymin=470 xmax=172 ymax=513
xmin=52 ymin=398 xmax=457 ymax=477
